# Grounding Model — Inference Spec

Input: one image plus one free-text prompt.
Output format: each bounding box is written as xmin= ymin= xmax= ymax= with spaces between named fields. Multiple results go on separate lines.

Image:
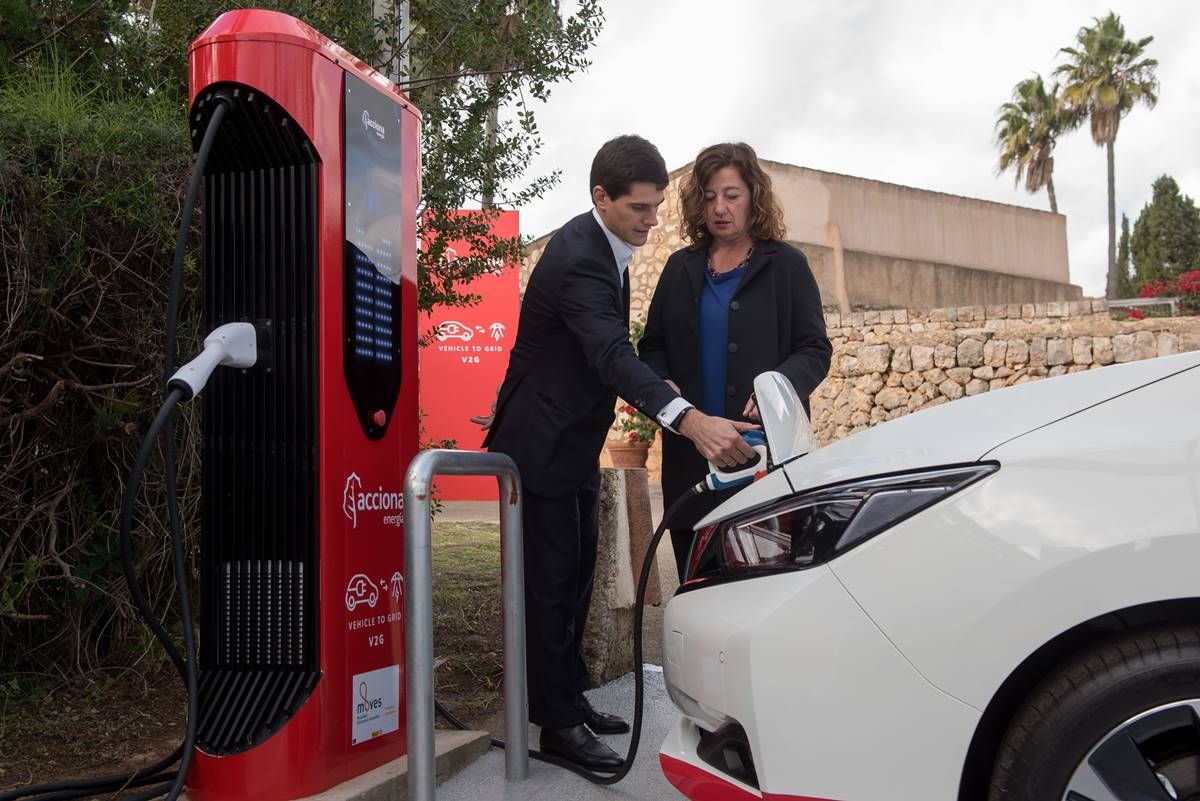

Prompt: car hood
xmin=697 ymin=350 xmax=1200 ymax=528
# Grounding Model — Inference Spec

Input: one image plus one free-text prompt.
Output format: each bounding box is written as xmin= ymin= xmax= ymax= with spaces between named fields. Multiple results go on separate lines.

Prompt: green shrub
xmin=0 ymin=59 xmax=197 ymax=673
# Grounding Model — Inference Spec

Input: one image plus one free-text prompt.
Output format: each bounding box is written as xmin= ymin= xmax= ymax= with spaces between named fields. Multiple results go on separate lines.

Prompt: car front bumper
xmin=660 ymin=567 xmax=980 ymax=801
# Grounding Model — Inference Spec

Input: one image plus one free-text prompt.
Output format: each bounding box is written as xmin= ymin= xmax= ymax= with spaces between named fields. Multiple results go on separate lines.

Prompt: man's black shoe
xmin=579 ymin=695 xmax=630 ymax=734
xmin=539 ymin=724 xmax=624 ymax=771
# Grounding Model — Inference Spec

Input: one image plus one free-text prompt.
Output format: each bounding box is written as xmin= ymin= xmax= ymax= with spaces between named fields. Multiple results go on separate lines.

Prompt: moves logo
xmin=350 ymin=664 xmax=399 ymax=745
xmin=356 ymin=681 xmax=383 ymax=714
xmin=343 ymin=472 xmax=404 ymax=528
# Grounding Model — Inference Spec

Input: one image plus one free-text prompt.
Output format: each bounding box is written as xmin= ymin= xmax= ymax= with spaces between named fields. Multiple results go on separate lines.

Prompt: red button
xmin=372 ymin=410 xmax=387 ymax=427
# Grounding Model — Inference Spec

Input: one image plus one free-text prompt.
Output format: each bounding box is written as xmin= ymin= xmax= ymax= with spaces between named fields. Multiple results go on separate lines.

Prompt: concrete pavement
xmin=423 ymin=484 xmax=687 ymax=800
xmin=435 ymin=668 xmax=683 ymax=801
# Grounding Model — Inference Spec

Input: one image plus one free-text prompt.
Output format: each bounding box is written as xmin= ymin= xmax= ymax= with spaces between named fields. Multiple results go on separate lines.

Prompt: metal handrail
xmin=403 ymin=449 xmax=528 ymax=801
xmin=1109 ymin=296 xmax=1181 ymax=315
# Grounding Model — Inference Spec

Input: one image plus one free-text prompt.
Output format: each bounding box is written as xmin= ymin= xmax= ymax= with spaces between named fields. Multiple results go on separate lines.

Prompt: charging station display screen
xmin=344 ymin=74 xmax=404 ymax=438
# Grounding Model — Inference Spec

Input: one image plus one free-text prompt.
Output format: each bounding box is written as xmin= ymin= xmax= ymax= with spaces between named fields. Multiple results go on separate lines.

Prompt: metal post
xmin=404 ymin=450 xmax=528 ymax=801
xmin=497 ymin=469 xmax=528 ymax=780
xmin=370 ymin=0 xmax=408 ymax=85
xmin=396 ymin=0 xmax=409 ymax=84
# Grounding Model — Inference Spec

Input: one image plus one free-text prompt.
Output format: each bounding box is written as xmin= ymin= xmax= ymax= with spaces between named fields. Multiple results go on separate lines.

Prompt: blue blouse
xmin=698 ymin=265 xmax=748 ymax=415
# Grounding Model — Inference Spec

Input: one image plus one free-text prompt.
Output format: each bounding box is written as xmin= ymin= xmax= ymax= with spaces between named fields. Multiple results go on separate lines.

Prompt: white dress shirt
xmin=590 ymin=208 xmax=693 ymax=433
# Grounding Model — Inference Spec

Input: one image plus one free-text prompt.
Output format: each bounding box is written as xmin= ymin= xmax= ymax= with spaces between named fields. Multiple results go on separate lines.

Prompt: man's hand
xmin=678 ymin=410 xmax=760 ymax=467
xmin=469 ymin=408 xmax=495 ymax=429
xmin=471 ymin=385 xmax=500 ymax=429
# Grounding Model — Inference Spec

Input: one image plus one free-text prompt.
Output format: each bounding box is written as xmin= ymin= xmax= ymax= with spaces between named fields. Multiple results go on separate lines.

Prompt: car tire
xmin=989 ymin=625 xmax=1200 ymax=801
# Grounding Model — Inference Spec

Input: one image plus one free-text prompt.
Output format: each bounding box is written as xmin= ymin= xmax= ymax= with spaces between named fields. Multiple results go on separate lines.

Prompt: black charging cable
xmin=0 ymin=98 xmax=231 ymax=801
xmin=435 ymin=483 xmax=706 ymax=785
xmin=151 ymin=92 xmax=232 ymax=801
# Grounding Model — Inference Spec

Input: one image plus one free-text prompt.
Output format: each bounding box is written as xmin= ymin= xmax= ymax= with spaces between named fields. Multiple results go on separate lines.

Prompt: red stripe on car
xmin=660 ymin=753 xmax=843 ymax=801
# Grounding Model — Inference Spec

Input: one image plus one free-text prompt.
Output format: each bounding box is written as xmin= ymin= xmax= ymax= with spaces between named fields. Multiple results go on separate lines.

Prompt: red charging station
xmin=186 ymin=11 xmax=419 ymax=800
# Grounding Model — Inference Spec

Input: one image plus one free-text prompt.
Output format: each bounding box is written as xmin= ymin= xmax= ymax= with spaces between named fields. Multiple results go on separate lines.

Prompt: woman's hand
xmin=742 ymin=393 xmax=760 ymax=421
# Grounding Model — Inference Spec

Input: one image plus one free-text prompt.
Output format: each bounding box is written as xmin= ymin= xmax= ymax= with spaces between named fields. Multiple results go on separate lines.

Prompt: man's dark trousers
xmin=522 ymin=472 xmax=599 ymax=728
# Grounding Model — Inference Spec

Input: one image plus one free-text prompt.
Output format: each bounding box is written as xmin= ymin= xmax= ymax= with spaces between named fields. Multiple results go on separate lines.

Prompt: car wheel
xmin=989 ymin=626 xmax=1200 ymax=801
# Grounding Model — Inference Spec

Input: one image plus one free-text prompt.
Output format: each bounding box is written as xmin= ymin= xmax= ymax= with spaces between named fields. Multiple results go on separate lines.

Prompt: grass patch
xmin=431 ymin=521 xmax=503 ymax=727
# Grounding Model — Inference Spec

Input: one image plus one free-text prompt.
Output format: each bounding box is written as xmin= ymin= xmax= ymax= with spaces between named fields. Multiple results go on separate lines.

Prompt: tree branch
xmin=398 ymin=66 xmax=526 ymax=91
xmin=65 ymin=377 xmax=155 ymax=393
xmin=0 ymin=380 xmax=65 ymax=427
xmin=0 ymin=353 xmax=41 ymax=381
xmin=13 ymin=0 xmax=107 ymax=61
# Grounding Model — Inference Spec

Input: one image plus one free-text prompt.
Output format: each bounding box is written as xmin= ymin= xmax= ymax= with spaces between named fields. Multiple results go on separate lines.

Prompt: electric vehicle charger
xmin=435 ymin=450 xmax=758 ymax=786
xmin=0 ymin=97 xmax=235 ymax=801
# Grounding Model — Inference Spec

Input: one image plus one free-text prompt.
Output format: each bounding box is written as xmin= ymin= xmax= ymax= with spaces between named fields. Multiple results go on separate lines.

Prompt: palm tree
xmin=995 ymin=74 xmax=1073 ymax=214
xmin=1056 ymin=12 xmax=1159 ymax=298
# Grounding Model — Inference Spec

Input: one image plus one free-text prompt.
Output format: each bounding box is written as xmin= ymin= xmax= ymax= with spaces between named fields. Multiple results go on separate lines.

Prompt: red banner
xmin=419 ymin=211 xmax=520 ymax=500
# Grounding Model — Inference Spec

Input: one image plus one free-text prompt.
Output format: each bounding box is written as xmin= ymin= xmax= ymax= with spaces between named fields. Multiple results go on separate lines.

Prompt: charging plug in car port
xmin=697 ymin=722 xmax=759 ymax=789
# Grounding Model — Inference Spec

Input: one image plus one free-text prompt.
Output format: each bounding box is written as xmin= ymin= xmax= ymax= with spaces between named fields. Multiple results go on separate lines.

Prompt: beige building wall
xmin=768 ymin=161 xmax=1070 ymax=284
xmin=522 ymin=160 xmax=1081 ymax=315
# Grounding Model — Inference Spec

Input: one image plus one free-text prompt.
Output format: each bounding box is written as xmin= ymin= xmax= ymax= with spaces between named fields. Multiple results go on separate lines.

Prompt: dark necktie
xmin=621 ymin=268 xmax=630 ymax=327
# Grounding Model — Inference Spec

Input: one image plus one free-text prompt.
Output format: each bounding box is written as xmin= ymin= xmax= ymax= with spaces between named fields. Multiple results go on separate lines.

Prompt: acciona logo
xmin=361 ymin=110 xmax=386 ymax=140
xmin=343 ymin=472 xmax=404 ymax=528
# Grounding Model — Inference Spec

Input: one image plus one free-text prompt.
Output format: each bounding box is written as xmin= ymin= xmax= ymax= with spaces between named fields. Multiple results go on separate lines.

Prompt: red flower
xmin=627 ymin=431 xmax=639 ymax=443
xmin=1138 ymin=279 xmax=1170 ymax=298
xmin=1127 ymin=308 xmax=1146 ymax=320
xmin=1178 ymin=270 xmax=1200 ymax=295
xmin=622 ymin=404 xmax=636 ymax=415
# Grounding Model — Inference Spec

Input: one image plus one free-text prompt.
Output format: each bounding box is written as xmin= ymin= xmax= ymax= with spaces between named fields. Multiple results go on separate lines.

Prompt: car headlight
xmin=682 ymin=463 xmax=998 ymax=590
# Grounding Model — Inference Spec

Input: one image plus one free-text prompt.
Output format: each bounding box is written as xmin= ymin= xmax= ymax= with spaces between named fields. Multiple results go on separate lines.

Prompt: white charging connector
xmin=167 ymin=322 xmax=258 ymax=400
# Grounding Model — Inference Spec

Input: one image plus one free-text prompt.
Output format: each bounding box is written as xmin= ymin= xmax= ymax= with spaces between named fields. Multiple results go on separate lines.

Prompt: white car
xmin=660 ymin=352 xmax=1200 ymax=801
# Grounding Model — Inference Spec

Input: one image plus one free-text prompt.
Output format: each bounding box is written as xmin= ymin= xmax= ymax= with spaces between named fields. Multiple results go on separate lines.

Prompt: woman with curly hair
xmin=639 ymin=142 xmax=832 ymax=578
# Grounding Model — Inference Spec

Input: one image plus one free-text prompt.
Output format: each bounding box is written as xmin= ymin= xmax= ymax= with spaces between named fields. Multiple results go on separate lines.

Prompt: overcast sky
xmin=514 ymin=0 xmax=1200 ymax=297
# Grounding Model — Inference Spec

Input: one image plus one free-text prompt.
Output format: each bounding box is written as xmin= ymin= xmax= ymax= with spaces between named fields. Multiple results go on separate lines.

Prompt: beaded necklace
xmin=706 ymin=244 xmax=754 ymax=279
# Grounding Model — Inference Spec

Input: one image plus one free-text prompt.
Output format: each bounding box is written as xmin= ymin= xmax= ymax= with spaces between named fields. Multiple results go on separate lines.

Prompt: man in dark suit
xmin=482 ymin=135 xmax=756 ymax=770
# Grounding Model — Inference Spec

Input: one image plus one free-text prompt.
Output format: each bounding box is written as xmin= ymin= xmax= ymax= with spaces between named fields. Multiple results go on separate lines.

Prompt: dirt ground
xmin=0 ymin=520 xmax=668 ymax=795
xmin=0 ymin=522 xmax=506 ymax=796
xmin=0 ymin=670 xmax=187 ymax=791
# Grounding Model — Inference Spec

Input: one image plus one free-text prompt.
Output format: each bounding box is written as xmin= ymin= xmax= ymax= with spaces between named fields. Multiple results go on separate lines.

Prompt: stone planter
xmin=582 ymin=467 xmax=662 ymax=686
xmin=606 ymin=441 xmax=650 ymax=468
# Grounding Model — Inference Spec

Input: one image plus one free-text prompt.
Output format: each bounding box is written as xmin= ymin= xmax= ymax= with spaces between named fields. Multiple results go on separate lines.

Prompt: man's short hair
xmin=589 ymin=135 xmax=668 ymax=200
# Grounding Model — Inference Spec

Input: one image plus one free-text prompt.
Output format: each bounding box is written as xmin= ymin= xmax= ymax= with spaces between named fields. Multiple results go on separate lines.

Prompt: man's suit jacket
xmin=484 ymin=211 xmax=678 ymax=498
xmin=638 ymin=239 xmax=832 ymax=524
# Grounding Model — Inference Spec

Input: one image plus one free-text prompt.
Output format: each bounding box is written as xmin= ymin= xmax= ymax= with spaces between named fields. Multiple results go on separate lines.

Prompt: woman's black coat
xmin=638 ymin=239 xmax=832 ymax=528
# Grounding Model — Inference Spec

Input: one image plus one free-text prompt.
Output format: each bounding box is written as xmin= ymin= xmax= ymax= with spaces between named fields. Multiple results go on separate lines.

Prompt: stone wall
xmin=582 ymin=468 xmax=659 ymax=685
xmin=608 ymin=301 xmax=1200 ymax=481
xmin=811 ymin=301 xmax=1200 ymax=446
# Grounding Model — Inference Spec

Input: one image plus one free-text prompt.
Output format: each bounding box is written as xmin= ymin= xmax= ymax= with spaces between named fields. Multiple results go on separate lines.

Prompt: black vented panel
xmin=194 ymin=85 xmax=321 ymax=755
